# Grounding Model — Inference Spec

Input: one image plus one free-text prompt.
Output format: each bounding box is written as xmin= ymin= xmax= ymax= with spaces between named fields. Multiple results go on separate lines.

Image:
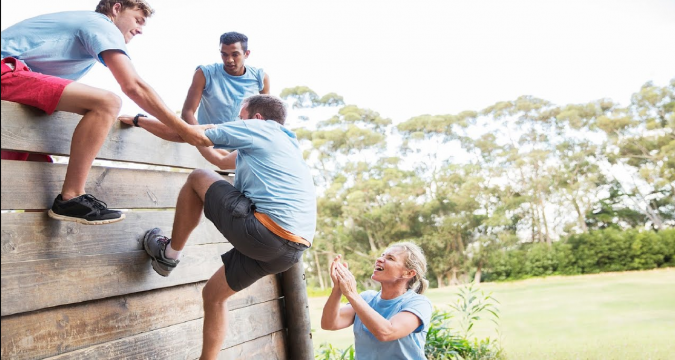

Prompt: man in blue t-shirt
xmin=119 ymin=32 xmax=269 ymax=168
xmin=1 ymin=0 xmax=213 ymax=225
xmin=141 ymin=94 xmax=316 ymax=359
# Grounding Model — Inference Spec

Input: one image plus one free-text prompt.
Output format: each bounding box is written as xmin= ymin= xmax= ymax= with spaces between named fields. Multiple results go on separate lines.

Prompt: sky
xmin=2 ymin=0 xmax=674 ymax=126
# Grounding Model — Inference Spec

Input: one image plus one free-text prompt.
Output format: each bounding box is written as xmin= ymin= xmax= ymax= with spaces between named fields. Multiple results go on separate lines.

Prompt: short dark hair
xmin=242 ymin=95 xmax=287 ymax=125
xmin=219 ymin=32 xmax=248 ymax=52
xmin=95 ymin=0 xmax=155 ymax=17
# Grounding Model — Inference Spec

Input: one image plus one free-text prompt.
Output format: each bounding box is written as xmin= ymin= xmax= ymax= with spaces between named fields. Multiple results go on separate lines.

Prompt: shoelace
xmin=82 ymin=194 xmax=109 ymax=210
xmin=156 ymin=235 xmax=171 ymax=246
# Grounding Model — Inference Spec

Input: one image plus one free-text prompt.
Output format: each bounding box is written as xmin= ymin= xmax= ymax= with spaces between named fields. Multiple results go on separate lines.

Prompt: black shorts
xmin=204 ymin=180 xmax=308 ymax=292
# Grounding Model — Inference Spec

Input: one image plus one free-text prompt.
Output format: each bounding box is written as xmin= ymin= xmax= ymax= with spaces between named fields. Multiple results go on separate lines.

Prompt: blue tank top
xmin=196 ymin=64 xmax=264 ymax=125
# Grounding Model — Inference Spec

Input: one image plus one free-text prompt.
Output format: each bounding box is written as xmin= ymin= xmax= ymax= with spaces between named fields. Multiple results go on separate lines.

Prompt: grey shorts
xmin=204 ymin=180 xmax=308 ymax=292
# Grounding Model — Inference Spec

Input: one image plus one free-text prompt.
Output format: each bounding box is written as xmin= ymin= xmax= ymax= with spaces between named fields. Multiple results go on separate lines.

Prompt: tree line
xmin=280 ymin=79 xmax=674 ymax=288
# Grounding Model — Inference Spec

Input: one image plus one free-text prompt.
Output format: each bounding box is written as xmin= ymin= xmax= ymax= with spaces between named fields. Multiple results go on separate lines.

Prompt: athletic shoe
xmin=48 ymin=194 xmax=125 ymax=225
xmin=143 ymin=228 xmax=179 ymax=277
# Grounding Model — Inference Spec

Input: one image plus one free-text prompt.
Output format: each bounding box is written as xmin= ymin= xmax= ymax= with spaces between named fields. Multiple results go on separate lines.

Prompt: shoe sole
xmin=48 ymin=210 xmax=125 ymax=225
xmin=143 ymin=230 xmax=172 ymax=277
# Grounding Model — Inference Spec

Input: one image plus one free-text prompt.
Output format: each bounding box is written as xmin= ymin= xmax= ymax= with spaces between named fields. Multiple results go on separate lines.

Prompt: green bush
xmin=426 ymin=283 xmax=503 ymax=360
xmin=483 ymin=228 xmax=673 ymax=281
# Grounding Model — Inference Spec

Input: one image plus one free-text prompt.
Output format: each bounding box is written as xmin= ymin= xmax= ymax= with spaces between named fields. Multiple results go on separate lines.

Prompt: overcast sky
xmin=2 ymin=0 xmax=674 ymax=125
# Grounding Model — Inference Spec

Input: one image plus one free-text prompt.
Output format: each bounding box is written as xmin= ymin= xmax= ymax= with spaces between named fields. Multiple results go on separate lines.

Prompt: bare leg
xmin=201 ymin=265 xmax=237 ymax=360
xmin=170 ymin=169 xmax=224 ymax=251
xmin=54 ymin=83 xmax=121 ymax=200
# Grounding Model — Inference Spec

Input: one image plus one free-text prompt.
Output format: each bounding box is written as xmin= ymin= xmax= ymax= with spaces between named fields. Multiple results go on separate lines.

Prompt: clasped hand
xmin=330 ymin=254 xmax=358 ymax=297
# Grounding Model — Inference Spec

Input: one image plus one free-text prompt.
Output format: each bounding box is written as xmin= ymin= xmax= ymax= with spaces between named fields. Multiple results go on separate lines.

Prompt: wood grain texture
xmin=218 ymin=331 xmax=287 ymax=360
xmin=1 ymin=243 xmax=233 ymax=316
xmin=1 ymin=100 xmax=217 ymax=169
xmin=1 ymin=276 xmax=281 ymax=359
xmin=1 ymin=211 xmax=227 ymax=263
xmin=41 ymin=299 xmax=284 ymax=360
xmin=0 ymin=161 xmax=233 ymax=210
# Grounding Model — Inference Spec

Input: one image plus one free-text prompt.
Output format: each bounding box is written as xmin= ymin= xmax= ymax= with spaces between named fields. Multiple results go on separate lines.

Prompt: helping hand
xmin=117 ymin=114 xmax=135 ymax=126
xmin=180 ymin=124 xmax=216 ymax=147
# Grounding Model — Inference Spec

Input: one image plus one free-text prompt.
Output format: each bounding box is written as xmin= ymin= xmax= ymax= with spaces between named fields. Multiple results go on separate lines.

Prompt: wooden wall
xmin=0 ymin=101 xmax=300 ymax=359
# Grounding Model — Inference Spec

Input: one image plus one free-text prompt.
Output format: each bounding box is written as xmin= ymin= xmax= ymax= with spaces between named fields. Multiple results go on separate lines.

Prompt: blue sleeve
xmin=79 ymin=17 xmax=128 ymax=66
xmin=205 ymin=120 xmax=254 ymax=150
xmin=401 ymin=295 xmax=432 ymax=333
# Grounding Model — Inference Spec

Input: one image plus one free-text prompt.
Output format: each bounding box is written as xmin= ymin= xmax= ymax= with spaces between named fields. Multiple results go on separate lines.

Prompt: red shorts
xmin=1 ymin=57 xmax=69 ymax=162
xmin=1 ymin=57 xmax=72 ymax=114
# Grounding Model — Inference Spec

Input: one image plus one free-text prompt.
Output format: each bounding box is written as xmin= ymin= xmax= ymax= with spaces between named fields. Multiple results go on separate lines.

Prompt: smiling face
xmin=110 ymin=4 xmax=147 ymax=44
xmin=371 ymin=246 xmax=414 ymax=283
xmin=220 ymin=42 xmax=250 ymax=76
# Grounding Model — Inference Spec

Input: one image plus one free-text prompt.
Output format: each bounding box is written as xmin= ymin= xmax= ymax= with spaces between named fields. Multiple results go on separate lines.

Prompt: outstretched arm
xmin=334 ymin=261 xmax=422 ymax=342
xmin=118 ymin=114 xmax=183 ymax=142
xmin=102 ymin=50 xmax=213 ymax=146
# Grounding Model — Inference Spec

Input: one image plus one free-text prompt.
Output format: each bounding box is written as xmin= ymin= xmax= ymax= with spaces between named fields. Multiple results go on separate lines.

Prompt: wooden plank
xmin=1 ymin=211 xmax=227 ymax=263
xmin=1 ymin=243 xmax=233 ymax=316
xmin=42 ymin=299 xmax=284 ymax=360
xmin=1 ymin=160 xmax=233 ymax=210
xmin=1 ymin=276 xmax=281 ymax=359
xmin=1 ymin=100 xmax=217 ymax=169
xmin=218 ymin=331 xmax=287 ymax=360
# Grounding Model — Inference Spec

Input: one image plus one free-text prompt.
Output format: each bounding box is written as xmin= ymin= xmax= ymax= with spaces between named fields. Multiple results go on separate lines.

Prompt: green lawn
xmin=309 ymin=268 xmax=675 ymax=360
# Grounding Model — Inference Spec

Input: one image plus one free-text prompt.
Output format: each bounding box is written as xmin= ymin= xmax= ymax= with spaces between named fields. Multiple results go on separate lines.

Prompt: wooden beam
xmin=1 ymin=243 xmax=233 ymax=316
xmin=1 ymin=211 xmax=225 ymax=263
xmin=1 ymin=100 xmax=217 ymax=169
xmin=281 ymin=258 xmax=314 ymax=360
xmin=41 ymin=300 xmax=284 ymax=360
xmin=1 ymin=276 xmax=281 ymax=359
xmin=1 ymin=160 xmax=233 ymax=210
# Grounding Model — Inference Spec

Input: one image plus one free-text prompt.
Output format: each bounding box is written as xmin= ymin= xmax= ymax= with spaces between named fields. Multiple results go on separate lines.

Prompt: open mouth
xmin=374 ymin=265 xmax=384 ymax=271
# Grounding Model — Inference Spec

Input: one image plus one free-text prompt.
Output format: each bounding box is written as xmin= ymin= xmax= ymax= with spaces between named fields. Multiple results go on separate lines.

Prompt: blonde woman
xmin=321 ymin=242 xmax=432 ymax=359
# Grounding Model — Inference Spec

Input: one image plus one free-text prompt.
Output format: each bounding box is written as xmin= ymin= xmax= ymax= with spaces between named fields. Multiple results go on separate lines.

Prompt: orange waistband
xmin=254 ymin=212 xmax=311 ymax=248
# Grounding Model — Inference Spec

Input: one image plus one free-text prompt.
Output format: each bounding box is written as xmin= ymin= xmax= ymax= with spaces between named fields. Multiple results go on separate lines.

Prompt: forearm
xmin=122 ymin=80 xmax=189 ymax=134
xmin=136 ymin=116 xmax=185 ymax=142
xmin=197 ymin=147 xmax=236 ymax=169
xmin=345 ymin=293 xmax=396 ymax=340
xmin=321 ymin=288 xmax=344 ymax=330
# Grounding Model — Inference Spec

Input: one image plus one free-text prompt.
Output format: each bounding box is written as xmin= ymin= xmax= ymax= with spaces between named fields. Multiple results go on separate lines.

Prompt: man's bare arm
xmin=102 ymin=50 xmax=213 ymax=146
xmin=260 ymin=73 xmax=270 ymax=94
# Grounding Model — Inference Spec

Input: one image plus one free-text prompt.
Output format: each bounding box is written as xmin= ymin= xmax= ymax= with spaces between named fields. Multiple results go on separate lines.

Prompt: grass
xmin=309 ymin=268 xmax=675 ymax=360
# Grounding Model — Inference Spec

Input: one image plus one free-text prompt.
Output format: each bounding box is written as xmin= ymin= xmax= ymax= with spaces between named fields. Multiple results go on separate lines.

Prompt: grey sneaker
xmin=143 ymin=228 xmax=179 ymax=277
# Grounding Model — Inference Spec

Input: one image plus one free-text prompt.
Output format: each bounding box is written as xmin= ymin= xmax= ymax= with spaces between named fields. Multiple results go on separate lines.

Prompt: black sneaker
xmin=143 ymin=228 xmax=179 ymax=277
xmin=48 ymin=194 xmax=125 ymax=225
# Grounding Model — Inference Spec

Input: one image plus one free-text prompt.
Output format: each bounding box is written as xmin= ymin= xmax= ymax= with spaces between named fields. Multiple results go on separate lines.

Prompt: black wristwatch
xmin=133 ymin=113 xmax=146 ymax=127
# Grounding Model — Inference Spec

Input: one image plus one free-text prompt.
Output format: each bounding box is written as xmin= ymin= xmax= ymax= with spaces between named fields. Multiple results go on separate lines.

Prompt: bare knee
xmin=85 ymin=92 xmax=122 ymax=122
xmin=202 ymin=282 xmax=232 ymax=306
xmin=187 ymin=168 xmax=221 ymax=193
xmin=100 ymin=92 xmax=122 ymax=119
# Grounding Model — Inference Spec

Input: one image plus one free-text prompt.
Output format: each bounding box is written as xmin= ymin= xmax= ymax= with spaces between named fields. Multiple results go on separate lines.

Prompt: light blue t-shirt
xmin=204 ymin=120 xmax=316 ymax=242
xmin=197 ymin=64 xmax=265 ymax=125
xmin=1 ymin=11 xmax=128 ymax=80
xmin=353 ymin=290 xmax=432 ymax=360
